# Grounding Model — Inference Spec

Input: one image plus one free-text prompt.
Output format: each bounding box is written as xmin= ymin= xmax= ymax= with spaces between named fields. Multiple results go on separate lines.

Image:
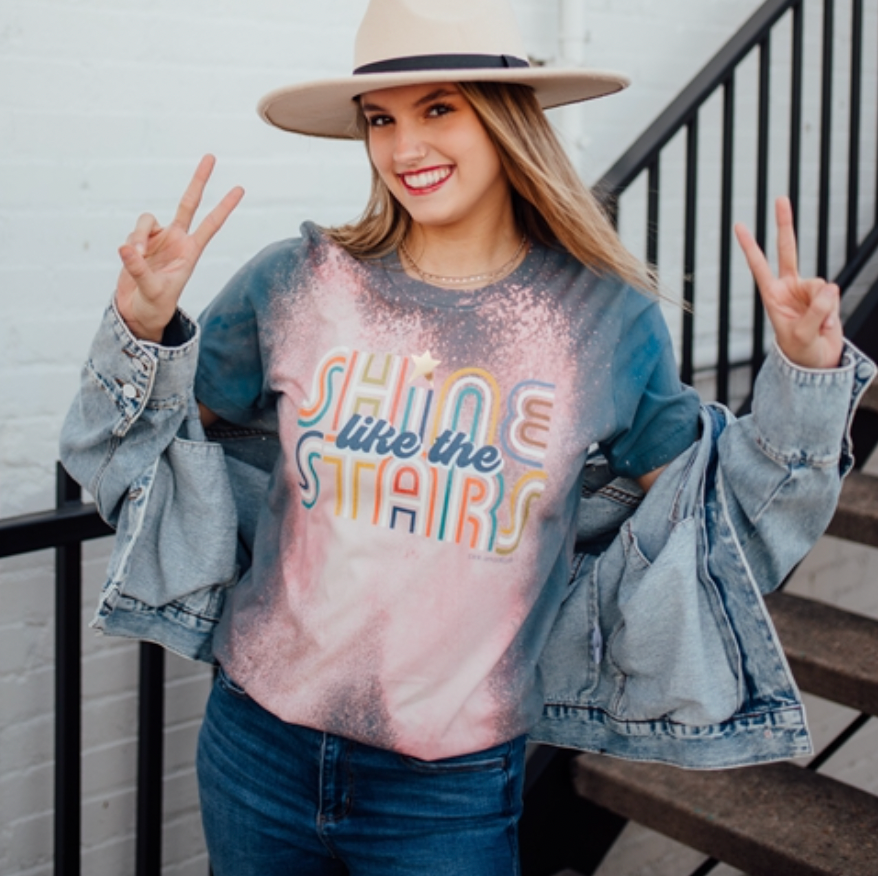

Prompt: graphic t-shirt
xmin=195 ymin=223 xmax=699 ymax=759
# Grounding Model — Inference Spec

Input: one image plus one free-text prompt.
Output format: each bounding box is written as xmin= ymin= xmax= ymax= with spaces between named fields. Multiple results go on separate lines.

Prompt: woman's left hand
xmin=735 ymin=196 xmax=843 ymax=369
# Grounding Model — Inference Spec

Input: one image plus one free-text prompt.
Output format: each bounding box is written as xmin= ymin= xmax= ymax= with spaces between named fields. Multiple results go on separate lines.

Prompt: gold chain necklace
xmin=400 ymin=235 xmax=528 ymax=287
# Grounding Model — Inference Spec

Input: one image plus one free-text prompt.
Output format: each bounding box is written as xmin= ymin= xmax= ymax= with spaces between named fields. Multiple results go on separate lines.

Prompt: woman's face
xmin=360 ymin=82 xmax=512 ymax=233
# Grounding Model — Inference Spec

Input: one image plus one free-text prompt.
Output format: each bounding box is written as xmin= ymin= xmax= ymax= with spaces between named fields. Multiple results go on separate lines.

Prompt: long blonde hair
xmin=323 ymin=81 xmax=655 ymax=293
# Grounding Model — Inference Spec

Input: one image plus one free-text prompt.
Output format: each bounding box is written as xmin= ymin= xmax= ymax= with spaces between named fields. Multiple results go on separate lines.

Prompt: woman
xmin=62 ymin=0 xmax=869 ymax=873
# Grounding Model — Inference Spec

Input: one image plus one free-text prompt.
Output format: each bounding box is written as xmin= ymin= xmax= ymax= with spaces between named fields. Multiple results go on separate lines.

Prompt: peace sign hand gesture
xmin=115 ymin=155 xmax=245 ymax=343
xmin=735 ymin=197 xmax=843 ymax=370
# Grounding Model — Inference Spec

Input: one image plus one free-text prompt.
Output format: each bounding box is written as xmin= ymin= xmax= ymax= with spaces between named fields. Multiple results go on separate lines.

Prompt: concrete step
xmin=826 ymin=470 xmax=878 ymax=548
xmin=572 ymin=754 xmax=878 ymax=876
xmin=766 ymin=591 xmax=878 ymax=716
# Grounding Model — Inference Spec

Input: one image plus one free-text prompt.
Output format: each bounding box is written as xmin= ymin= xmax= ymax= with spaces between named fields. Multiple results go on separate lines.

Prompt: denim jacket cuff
xmin=752 ymin=338 xmax=876 ymax=471
xmin=88 ymin=299 xmax=201 ymax=433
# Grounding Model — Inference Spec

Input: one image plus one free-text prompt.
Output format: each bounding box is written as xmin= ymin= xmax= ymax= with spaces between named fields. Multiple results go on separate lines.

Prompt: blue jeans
xmin=197 ymin=668 xmax=526 ymax=875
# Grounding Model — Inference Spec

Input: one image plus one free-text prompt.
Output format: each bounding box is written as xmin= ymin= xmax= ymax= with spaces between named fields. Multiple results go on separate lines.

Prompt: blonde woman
xmin=62 ymin=1 xmax=870 ymax=873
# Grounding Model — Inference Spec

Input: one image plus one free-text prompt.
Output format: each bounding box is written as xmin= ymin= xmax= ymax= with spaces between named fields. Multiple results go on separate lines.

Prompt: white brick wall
xmin=2 ymin=1 xmax=876 ymax=874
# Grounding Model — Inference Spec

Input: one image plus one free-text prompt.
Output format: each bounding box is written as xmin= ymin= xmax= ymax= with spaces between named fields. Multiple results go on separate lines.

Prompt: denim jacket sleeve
xmin=61 ymin=300 xmax=200 ymax=520
xmin=59 ymin=301 xmax=239 ymax=660
xmin=715 ymin=338 xmax=875 ymax=593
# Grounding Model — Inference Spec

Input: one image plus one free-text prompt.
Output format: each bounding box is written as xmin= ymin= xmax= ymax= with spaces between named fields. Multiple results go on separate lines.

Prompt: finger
xmin=127 ymin=212 xmax=161 ymax=255
xmin=775 ymin=196 xmax=799 ymax=280
xmin=819 ymin=283 xmax=840 ymax=332
xmin=790 ymin=282 xmax=839 ymax=344
xmin=172 ymin=154 xmax=217 ymax=232
xmin=118 ymin=243 xmax=154 ymax=284
xmin=734 ymin=222 xmax=776 ymax=291
xmin=192 ymin=186 xmax=245 ymax=252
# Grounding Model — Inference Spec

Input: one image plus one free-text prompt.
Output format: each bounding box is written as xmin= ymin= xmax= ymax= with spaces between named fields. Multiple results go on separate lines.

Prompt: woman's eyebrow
xmin=413 ymin=88 xmax=458 ymax=107
xmin=360 ymin=88 xmax=458 ymax=114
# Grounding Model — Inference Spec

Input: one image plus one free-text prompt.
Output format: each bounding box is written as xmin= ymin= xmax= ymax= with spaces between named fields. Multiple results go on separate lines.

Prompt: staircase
xmin=520 ymin=1 xmax=878 ymax=873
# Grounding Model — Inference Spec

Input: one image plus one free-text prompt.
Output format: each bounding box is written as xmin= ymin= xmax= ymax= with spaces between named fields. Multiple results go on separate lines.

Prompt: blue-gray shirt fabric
xmin=189 ymin=224 xmax=699 ymax=758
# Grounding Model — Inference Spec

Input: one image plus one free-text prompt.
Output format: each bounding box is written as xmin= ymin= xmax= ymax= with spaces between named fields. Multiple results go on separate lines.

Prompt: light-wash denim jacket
xmin=60 ymin=301 xmax=876 ymax=769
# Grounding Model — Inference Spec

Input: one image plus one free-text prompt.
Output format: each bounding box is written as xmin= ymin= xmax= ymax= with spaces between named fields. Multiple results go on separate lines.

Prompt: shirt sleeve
xmin=195 ymin=238 xmax=302 ymax=430
xmin=601 ymin=293 xmax=700 ymax=478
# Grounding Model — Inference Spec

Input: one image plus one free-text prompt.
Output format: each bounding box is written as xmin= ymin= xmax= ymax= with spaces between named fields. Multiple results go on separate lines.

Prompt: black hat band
xmin=354 ymin=53 xmax=530 ymax=75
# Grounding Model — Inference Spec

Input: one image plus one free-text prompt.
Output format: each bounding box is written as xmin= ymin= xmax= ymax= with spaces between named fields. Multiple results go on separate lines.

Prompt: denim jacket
xmin=60 ymin=301 xmax=876 ymax=768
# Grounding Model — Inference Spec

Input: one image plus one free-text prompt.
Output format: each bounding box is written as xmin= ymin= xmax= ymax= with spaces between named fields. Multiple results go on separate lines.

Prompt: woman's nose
xmin=392 ymin=122 xmax=427 ymax=165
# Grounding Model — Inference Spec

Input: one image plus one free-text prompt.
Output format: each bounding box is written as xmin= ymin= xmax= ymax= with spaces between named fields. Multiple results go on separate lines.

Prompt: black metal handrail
xmin=0 ymin=466 xmax=165 ymax=876
xmin=596 ymin=0 xmax=800 ymax=200
xmin=595 ymin=0 xmax=878 ymax=406
xmin=0 ymin=502 xmax=109 ymax=557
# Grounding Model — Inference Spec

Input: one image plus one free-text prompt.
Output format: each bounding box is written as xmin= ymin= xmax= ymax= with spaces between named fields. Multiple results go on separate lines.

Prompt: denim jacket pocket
xmin=606 ymin=515 xmax=743 ymax=726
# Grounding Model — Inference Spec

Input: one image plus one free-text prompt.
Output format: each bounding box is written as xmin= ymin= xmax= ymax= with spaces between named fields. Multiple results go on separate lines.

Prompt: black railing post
xmin=847 ymin=0 xmax=863 ymax=261
xmin=604 ymin=192 xmax=619 ymax=230
xmin=817 ymin=0 xmax=835 ymax=278
xmin=718 ymin=75 xmax=736 ymax=404
xmin=54 ymin=464 xmax=82 ymax=876
xmin=136 ymin=642 xmax=166 ymax=876
xmin=682 ymin=114 xmax=698 ymax=385
xmin=752 ymin=35 xmax=771 ymax=377
xmin=647 ymin=157 xmax=660 ymax=270
xmin=789 ymin=0 xmax=804 ymax=221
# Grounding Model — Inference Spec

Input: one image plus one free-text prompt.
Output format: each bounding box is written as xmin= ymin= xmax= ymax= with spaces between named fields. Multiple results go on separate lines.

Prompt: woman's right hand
xmin=115 ymin=154 xmax=245 ymax=342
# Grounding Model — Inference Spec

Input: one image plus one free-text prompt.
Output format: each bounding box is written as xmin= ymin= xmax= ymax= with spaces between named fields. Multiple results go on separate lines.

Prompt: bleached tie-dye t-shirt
xmin=195 ymin=223 xmax=699 ymax=759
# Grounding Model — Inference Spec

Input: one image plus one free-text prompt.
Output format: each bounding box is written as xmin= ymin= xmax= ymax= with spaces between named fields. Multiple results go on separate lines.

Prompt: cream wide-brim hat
xmin=258 ymin=0 xmax=630 ymax=139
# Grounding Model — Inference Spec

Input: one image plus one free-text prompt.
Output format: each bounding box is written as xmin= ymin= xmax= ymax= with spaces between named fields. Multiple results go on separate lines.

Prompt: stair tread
xmin=767 ymin=591 xmax=878 ymax=715
xmin=572 ymin=754 xmax=878 ymax=876
xmin=826 ymin=470 xmax=878 ymax=548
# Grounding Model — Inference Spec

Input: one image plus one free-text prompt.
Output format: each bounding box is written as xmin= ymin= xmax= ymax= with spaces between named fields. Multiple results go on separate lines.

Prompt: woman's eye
xmin=367 ymin=115 xmax=393 ymax=128
xmin=427 ymin=103 xmax=453 ymax=118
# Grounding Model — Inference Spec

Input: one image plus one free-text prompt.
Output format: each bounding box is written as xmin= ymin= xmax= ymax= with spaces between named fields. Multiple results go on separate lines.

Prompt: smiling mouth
xmin=399 ymin=166 xmax=453 ymax=194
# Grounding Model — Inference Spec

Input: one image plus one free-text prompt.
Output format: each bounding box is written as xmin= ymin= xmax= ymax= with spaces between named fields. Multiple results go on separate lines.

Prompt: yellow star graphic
xmin=409 ymin=350 xmax=441 ymax=384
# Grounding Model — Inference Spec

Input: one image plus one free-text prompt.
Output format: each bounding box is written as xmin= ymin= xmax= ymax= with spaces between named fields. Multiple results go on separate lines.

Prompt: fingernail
xmin=135 ymin=243 xmax=146 ymax=254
